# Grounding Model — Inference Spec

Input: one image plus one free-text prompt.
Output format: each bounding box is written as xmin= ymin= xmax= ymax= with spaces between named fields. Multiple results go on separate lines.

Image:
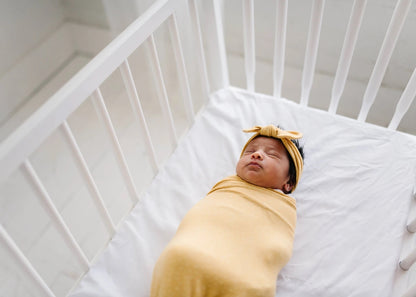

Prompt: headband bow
xmin=240 ymin=125 xmax=303 ymax=191
xmin=243 ymin=125 xmax=302 ymax=140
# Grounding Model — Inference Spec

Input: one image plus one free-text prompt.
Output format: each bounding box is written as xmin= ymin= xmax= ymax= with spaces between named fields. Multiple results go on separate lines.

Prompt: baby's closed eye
xmin=267 ymin=151 xmax=281 ymax=158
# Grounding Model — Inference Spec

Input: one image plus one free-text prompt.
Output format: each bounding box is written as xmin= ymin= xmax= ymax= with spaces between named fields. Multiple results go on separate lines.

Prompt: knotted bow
xmin=240 ymin=125 xmax=303 ymax=192
xmin=243 ymin=125 xmax=302 ymax=140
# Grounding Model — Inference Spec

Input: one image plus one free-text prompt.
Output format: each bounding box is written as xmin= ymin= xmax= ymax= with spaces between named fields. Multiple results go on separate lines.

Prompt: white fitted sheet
xmin=69 ymin=87 xmax=416 ymax=297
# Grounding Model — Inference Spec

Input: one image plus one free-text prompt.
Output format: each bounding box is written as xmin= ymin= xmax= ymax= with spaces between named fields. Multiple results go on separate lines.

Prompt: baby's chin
xmin=237 ymin=173 xmax=280 ymax=190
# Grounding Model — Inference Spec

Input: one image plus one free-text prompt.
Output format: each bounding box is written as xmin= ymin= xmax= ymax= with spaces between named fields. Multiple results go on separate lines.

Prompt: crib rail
xmin=233 ymin=0 xmax=416 ymax=134
xmin=0 ymin=0 xmax=207 ymax=295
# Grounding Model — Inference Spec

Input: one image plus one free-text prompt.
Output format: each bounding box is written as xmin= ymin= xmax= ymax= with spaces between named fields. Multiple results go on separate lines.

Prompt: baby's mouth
xmin=248 ymin=161 xmax=262 ymax=168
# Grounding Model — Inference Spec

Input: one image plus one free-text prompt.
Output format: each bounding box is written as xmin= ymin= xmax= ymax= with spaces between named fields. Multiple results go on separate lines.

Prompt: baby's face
xmin=236 ymin=136 xmax=292 ymax=191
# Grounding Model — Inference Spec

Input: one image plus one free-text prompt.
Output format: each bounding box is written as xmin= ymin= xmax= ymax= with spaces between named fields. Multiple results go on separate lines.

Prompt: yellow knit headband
xmin=240 ymin=125 xmax=303 ymax=191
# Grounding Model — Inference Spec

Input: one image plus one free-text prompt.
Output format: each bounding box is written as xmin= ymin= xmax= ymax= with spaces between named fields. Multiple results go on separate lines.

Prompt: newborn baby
xmin=151 ymin=125 xmax=304 ymax=297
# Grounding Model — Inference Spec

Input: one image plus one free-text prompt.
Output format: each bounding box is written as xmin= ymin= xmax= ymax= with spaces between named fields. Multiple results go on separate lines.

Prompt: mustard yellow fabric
xmin=150 ymin=175 xmax=297 ymax=297
xmin=241 ymin=125 xmax=303 ymax=191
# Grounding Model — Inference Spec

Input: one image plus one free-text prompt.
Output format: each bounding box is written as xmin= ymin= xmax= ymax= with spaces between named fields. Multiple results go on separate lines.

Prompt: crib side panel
xmin=216 ymin=0 xmax=416 ymax=135
xmin=0 ymin=0 xmax=209 ymax=295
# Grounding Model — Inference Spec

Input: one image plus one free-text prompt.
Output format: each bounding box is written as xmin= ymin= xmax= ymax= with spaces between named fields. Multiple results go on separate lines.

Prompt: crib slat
xmin=188 ymin=0 xmax=210 ymax=99
xmin=243 ymin=0 xmax=255 ymax=92
xmin=388 ymin=66 xmax=416 ymax=130
xmin=120 ymin=60 xmax=159 ymax=173
xmin=22 ymin=160 xmax=90 ymax=269
xmin=300 ymin=0 xmax=325 ymax=106
xmin=406 ymin=187 xmax=416 ymax=232
xmin=0 ymin=224 xmax=56 ymax=297
xmin=168 ymin=14 xmax=195 ymax=122
xmin=147 ymin=34 xmax=178 ymax=147
xmin=399 ymin=247 xmax=416 ymax=271
xmin=60 ymin=121 xmax=116 ymax=233
xmin=273 ymin=0 xmax=288 ymax=98
xmin=92 ymin=88 xmax=141 ymax=204
xmin=357 ymin=0 xmax=412 ymax=122
xmin=329 ymin=0 xmax=367 ymax=114
xmin=406 ymin=215 xmax=416 ymax=233
xmin=212 ymin=0 xmax=230 ymax=88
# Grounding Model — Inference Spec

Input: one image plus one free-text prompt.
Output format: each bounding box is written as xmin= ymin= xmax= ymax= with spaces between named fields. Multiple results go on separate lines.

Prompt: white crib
xmin=1 ymin=0 xmax=416 ymax=296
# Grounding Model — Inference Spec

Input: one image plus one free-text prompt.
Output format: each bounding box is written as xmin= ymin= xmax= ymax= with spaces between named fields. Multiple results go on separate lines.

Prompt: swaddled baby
xmin=151 ymin=125 xmax=304 ymax=297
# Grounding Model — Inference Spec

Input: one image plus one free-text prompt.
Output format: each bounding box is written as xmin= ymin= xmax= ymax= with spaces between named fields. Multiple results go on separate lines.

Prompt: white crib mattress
xmin=70 ymin=87 xmax=416 ymax=297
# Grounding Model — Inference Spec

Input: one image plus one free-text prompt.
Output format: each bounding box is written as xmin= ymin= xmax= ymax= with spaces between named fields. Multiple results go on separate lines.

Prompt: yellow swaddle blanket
xmin=151 ymin=175 xmax=297 ymax=297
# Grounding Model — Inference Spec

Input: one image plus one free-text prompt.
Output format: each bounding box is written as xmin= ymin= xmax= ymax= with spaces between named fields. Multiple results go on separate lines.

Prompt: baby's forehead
xmin=245 ymin=136 xmax=284 ymax=150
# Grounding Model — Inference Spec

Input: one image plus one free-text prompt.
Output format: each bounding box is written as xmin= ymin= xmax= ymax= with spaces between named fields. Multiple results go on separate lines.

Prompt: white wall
xmin=0 ymin=0 xmax=66 ymax=127
xmin=62 ymin=0 xmax=109 ymax=28
xmin=0 ymin=0 xmax=64 ymax=76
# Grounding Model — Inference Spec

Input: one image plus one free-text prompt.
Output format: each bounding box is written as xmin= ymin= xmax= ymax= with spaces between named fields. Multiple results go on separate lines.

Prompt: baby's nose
xmin=251 ymin=151 xmax=263 ymax=159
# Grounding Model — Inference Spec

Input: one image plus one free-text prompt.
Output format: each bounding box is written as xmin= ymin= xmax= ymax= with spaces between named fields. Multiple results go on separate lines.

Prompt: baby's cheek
xmin=235 ymin=159 xmax=244 ymax=173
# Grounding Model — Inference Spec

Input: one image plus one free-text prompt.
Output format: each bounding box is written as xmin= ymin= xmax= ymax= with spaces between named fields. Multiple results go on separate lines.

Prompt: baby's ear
xmin=283 ymin=183 xmax=294 ymax=194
